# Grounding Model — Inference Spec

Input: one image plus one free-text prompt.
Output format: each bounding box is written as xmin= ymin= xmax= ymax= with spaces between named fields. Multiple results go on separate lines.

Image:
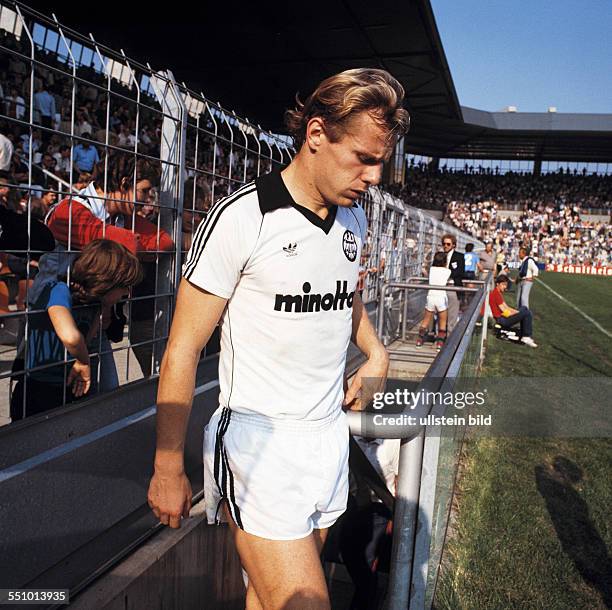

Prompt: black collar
xmin=255 ymin=170 xmax=337 ymax=234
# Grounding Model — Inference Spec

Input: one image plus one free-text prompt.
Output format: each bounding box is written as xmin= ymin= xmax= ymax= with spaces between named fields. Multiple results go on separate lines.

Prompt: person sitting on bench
xmin=489 ymin=274 xmax=538 ymax=348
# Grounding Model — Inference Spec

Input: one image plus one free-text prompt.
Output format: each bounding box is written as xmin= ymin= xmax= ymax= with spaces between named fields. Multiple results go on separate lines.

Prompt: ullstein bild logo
xmin=274 ymin=281 xmax=355 ymax=312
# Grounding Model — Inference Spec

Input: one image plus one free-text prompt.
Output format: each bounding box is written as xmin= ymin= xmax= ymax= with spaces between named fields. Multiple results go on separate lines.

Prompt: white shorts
xmin=203 ymin=406 xmax=349 ymax=540
xmin=426 ymin=290 xmax=448 ymax=313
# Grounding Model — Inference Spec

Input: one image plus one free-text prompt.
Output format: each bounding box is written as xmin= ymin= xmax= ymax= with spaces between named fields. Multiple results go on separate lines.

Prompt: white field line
xmin=535 ymin=278 xmax=612 ymax=339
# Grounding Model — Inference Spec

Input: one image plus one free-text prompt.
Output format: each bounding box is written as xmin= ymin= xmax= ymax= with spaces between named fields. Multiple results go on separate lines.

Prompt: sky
xmin=432 ymin=0 xmax=612 ymax=114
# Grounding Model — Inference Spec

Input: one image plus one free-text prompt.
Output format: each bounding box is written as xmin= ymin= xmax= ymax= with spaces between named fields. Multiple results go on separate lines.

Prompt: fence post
xmin=387 ymin=429 xmax=425 ymax=610
xmin=149 ymin=70 xmax=187 ymax=373
xmin=479 ymin=271 xmax=492 ymax=368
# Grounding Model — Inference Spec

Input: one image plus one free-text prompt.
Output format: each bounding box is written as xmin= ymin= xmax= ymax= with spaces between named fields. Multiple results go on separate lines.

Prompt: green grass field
xmin=483 ymin=271 xmax=612 ymax=377
xmin=434 ymin=272 xmax=612 ymax=610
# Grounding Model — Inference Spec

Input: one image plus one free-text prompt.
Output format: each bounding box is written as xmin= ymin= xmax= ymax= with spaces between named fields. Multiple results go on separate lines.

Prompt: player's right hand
xmin=147 ymin=471 xmax=192 ymax=529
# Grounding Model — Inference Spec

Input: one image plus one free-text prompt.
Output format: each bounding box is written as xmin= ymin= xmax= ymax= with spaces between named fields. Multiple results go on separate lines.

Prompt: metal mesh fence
xmin=0 ymin=1 xmax=481 ymax=426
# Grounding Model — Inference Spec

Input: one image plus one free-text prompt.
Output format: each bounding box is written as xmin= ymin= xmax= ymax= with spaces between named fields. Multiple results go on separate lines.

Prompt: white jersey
xmin=428 ymin=266 xmax=451 ymax=299
xmin=183 ymin=171 xmax=367 ymax=421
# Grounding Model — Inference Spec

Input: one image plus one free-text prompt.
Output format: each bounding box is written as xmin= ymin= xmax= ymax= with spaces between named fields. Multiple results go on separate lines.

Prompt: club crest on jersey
xmin=283 ymin=242 xmax=298 ymax=257
xmin=342 ymin=230 xmax=357 ymax=262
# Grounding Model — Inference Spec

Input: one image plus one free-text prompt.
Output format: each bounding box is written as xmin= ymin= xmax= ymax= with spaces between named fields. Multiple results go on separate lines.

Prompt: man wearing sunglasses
xmin=441 ymin=234 xmax=464 ymax=332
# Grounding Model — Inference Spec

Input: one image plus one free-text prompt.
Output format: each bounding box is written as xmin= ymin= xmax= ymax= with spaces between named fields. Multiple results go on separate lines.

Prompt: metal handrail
xmin=346 ymin=280 xmax=487 ymax=440
xmin=376 ymin=280 xmax=479 ymax=350
xmin=345 ymin=273 xmax=491 ymax=610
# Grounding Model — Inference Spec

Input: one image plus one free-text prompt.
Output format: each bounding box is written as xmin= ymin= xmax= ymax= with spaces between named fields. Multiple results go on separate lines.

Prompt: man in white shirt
xmin=477 ymin=240 xmax=496 ymax=278
xmin=4 ymin=87 xmax=26 ymax=120
xmin=53 ymin=145 xmax=72 ymax=179
xmin=0 ymin=132 xmax=13 ymax=172
xmin=516 ymin=246 xmax=539 ymax=309
xmin=147 ymin=68 xmax=409 ymax=609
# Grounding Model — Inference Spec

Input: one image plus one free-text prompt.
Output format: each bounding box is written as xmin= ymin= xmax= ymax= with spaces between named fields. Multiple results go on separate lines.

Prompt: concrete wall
xmin=70 ymin=502 xmax=245 ymax=610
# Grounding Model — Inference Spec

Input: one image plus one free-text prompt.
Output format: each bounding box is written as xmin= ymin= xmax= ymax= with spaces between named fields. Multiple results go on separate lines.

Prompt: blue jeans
xmin=518 ymin=280 xmax=533 ymax=308
xmin=497 ymin=306 xmax=533 ymax=338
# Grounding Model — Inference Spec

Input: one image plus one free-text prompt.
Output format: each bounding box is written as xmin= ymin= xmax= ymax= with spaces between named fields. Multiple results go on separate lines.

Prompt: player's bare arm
xmin=344 ymin=291 xmax=389 ymax=410
xmin=148 ymin=278 xmax=227 ymax=528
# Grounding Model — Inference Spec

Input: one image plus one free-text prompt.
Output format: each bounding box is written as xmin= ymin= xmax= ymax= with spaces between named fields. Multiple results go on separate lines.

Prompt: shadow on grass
xmin=550 ymin=344 xmax=610 ymax=376
xmin=535 ymin=456 xmax=612 ymax=608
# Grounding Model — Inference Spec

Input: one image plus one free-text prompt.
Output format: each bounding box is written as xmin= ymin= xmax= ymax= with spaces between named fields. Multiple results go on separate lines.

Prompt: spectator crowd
xmin=392 ymin=163 xmax=612 ymax=211
xmin=388 ymin=164 xmax=611 ymax=268
xmin=446 ymin=199 xmax=611 ymax=267
xmin=0 ymin=24 xmax=288 ymax=424
xmin=0 ymin=25 xmax=265 ymax=223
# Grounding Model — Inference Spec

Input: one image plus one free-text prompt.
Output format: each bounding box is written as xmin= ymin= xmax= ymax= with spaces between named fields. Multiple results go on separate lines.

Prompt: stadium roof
xmin=25 ymin=0 xmax=612 ymax=162
xmin=419 ymin=107 xmax=612 ymax=162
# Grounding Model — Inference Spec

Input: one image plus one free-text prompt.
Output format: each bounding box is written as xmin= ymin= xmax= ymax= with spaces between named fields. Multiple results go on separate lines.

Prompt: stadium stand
xmin=0 ymin=2 xmax=608 ymax=608
xmin=447 ymin=198 xmax=610 ymax=267
xmin=386 ymin=165 xmax=611 ymax=267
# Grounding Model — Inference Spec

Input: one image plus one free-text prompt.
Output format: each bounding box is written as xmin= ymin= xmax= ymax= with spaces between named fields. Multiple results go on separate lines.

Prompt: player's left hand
xmin=343 ymin=349 xmax=389 ymax=411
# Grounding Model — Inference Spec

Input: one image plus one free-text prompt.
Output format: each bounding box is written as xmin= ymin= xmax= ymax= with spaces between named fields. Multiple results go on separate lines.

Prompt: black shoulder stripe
xmin=348 ymin=206 xmax=365 ymax=241
xmin=183 ymin=184 xmax=256 ymax=278
xmin=183 ymin=181 xmax=254 ymax=272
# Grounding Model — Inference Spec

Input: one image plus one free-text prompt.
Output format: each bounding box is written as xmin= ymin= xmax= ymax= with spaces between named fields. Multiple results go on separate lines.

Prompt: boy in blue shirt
xmin=463 ymin=243 xmax=479 ymax=281
xmin=10 ymin=240 xmax=142 ymax=421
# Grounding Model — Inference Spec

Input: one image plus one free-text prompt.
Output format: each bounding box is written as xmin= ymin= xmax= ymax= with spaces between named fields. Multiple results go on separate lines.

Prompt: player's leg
xmin=225 ymin=506 xmax=330 ymax=610
xmin=447 ymin=291 xmax=459 ymax=331
xmin=417 ymin=309 xmax=432 ymax=346
xmin=438 ymin=309 xmax=448 ymax=332
xmin=242 ymin=528 xmax=328 ymax=609
xmin=245 ymin=579 xmax=264 ymax=610
xmin=436 ymin=309 xmax=448 ymax=350
xmin=312 ymin=527 xmax=328 ymax=554
xmin=312 ymin=527 xmax=328 ymax=555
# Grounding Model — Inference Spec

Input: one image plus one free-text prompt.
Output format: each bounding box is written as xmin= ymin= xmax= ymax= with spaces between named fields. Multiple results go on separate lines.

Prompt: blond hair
xmin=285 ymin=68 xmax=410 ymax=150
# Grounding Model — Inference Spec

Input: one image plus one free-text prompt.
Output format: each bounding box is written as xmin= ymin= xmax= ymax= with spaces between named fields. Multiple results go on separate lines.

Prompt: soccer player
xmin=416 ymin=251 xmax=451 ymax=350
xmin=147 ymin=69 xmax=410 ymax=609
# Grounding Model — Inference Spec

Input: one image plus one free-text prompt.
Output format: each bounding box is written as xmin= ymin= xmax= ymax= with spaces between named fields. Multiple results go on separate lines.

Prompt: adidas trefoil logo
xmin=283 ymin=242 xmax=298 ymax=257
